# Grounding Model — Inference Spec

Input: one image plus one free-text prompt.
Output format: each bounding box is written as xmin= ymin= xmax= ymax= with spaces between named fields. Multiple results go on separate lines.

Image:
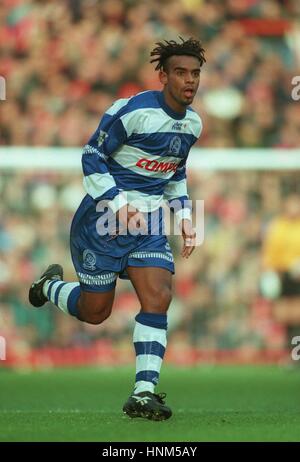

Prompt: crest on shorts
xmin=83 ymin=249 xmax=97 ymax=271
xmin=169 ymin=136 xmax=181 ymax=155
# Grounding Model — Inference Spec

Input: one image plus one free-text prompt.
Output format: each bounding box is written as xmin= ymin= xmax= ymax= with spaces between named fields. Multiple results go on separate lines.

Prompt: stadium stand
xmin=0 ymin=0 xmax=299 ymax=366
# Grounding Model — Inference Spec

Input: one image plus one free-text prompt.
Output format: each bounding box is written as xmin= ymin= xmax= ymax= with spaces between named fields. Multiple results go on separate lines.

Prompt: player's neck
xmin=163 ymin=89 xmax=186 ymax=114
xmin=160 ymin=90 xmax=186 ymax=120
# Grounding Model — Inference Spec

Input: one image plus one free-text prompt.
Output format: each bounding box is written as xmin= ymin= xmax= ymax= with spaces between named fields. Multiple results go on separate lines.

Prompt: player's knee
xmin=145 ymin=284 xmax=172 ymax=311
xmin=78 ymin=301 xmax=112 ymax=325
xmin=84 ymin=309 xmax=111 ymax=325
xmin=160 ymin=285 xmax=172 ymax=310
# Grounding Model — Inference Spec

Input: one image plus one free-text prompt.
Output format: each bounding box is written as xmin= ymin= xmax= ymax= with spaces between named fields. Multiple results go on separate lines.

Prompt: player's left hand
xmin=179 ymin=219 xmax=196 ymax=259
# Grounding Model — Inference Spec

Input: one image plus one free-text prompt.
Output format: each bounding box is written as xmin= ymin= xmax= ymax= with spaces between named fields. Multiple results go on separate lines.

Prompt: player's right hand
xmin=117 ymin=204 xmax=147 ymax=234
xmin=179 ymin=218 xmax=196 ymax=259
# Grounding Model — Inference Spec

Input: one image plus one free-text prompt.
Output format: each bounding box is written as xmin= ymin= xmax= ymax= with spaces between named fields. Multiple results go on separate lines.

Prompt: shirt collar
xmin=157 ymin=91 xmax=187 ymax=120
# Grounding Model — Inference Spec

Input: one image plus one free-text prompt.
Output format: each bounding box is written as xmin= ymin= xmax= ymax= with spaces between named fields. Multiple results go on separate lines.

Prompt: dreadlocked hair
xmin=150 ymin=37 xmax=206 ymax=71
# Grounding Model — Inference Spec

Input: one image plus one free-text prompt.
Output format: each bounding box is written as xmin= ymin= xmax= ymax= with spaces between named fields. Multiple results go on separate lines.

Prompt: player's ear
xmin=159 ymin=69 xmax=168 ymax=85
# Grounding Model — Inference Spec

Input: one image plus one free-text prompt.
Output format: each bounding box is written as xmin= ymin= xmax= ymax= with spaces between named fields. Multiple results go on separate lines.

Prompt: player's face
xmin=159 ymin=55 xmax=200 ymax=111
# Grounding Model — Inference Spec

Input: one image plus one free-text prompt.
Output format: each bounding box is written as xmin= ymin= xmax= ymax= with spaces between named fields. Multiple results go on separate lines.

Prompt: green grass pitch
xmin=0 ymin=365 xmax=299 ymax=442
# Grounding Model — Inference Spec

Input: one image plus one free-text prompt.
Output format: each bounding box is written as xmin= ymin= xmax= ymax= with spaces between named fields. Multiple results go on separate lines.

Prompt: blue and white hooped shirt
xmin=81 ymin=90 xmax=202 ymax=219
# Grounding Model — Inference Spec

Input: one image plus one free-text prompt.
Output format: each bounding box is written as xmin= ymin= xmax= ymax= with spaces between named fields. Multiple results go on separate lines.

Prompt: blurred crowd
xmin=2 ymin=169 xmax=299 ymax=359
xmin=1 ymin=0 xmax=300 ymax=147
xmin=1 ymin=0 xmax=300 ymax=365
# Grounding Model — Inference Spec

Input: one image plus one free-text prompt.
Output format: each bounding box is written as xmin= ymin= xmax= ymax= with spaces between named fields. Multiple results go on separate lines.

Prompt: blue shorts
xmin=70 ymin=195 xmax=175 ymax=292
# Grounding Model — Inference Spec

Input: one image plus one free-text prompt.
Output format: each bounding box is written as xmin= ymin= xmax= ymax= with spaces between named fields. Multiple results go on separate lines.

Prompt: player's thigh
xmin=126 ymin=266 xmax=172 ymax=312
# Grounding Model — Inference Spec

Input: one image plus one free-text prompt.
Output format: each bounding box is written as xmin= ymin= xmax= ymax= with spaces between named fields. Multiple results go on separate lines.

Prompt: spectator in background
xmin=261 ymin=194 xmax=300 ymax=349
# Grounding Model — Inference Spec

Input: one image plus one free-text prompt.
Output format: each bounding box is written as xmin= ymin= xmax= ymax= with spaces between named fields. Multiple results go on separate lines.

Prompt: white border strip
xmin=1 ymin=147 xmax=300 ymax=170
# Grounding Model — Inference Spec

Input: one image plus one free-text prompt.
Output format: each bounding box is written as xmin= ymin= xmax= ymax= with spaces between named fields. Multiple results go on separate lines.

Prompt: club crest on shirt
xmin=82 ymin=249 xmax=97 ymax=271
xmin=169 ymin=136 xmax=181 ymax=155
